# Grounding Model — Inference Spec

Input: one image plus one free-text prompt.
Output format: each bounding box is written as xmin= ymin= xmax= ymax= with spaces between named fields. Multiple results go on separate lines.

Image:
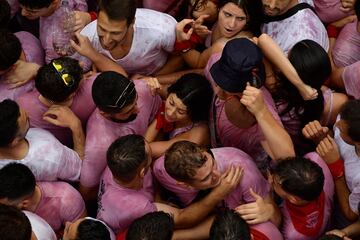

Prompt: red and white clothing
xmin=0 ymin=128 xmax=82 ymax=181
xmin=34 ymin=182 xmax=85 ymax=231
xmin=281 ymin=152 xmax=334 ymax=240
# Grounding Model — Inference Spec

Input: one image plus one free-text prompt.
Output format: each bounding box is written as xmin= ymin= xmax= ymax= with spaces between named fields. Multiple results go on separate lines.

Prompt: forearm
xmin=87 ymin=51 xmax=127 ymax=77
xmin=256 ymin=108 xmax=295 ymax=160
xmin=144 ymin=120 xmax=160 ymax=142
xmin=70 ymin=120 xmax=85 ymax=160
xmin=342 ymin=220 xmax=360 ymax=237
xmin=225 ymin=97 xmax=256 ymax=129
xmin=334 ymin=176 xmax=358 ymax=222
xmin=172 ymin=216 xmax=214 ymax=240
xmin=156 ymin=69 xmax=204 ymax=85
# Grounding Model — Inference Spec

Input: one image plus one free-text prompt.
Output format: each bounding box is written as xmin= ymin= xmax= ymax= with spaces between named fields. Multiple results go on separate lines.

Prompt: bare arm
xmin=155 ymin=69 xmax=204 ymax=85
xmin=172 ymin=216 xmax=215 ymax=240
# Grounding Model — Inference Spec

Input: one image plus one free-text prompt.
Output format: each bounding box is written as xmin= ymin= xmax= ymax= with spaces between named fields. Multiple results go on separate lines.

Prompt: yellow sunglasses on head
xmin=52 ymin=61 xmax=74 ymax=87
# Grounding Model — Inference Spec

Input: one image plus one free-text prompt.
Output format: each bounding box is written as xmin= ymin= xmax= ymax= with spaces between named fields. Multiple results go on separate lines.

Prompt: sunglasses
xmin=52 ymin=61 xmax=75 ymax=87
xmin=106 ymin=81 xmax=136 ymax=109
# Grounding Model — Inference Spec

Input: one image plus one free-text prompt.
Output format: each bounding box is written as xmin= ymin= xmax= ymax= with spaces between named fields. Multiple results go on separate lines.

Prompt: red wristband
xmin=327 ymin=25 xmax=340 ymax=38
xmin=327 ymin=158 xmax=344 ymax=179
xmin=89 ymin=11 xmax=97 ymax=21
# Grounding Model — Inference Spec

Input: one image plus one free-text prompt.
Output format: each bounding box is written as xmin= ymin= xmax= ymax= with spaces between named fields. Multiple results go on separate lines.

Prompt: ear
xmin=139 ymin=167 xmax=146 ymax=179
xmin=99 ymin=110 xmax=111 ymax=118
xmin=287 ymin=194 xmax=301 ymax=205
xmin=9 ymin=137 xmax=22 ymax=147
xmin=18 ymin=199 xmax=32 ymax=209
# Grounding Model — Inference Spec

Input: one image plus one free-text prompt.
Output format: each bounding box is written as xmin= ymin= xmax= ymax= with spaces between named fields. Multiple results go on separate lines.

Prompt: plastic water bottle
xmin=52 ymin=0 xmax=75 ymax=56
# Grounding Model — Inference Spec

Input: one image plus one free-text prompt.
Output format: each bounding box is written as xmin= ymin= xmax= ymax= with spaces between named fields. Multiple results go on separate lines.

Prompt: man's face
xmin=262 ymin=0 xmax=294 ymax=16
xmin=20 ymin=4 xmax=55 ymax=20
xmin=268 ymin=173 xmax=288 ymax=200
xmin=188 ymin=151 xmax=221 ymax=190
xmin=97 ymin=11 xmax=131 ymax=51
xmin=108 ymin=93 xmax=139 ymax=123
xmin=336 ymin=119 xmax=356 ymax=146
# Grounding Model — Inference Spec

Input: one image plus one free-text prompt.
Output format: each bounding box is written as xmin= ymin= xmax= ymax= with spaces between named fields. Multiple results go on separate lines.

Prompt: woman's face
xmin=191 ymin=0 xmax=219 ymax=24
xmin=217 ymin=2 xmax=247 ymax=38
xmin=165 ymin=93 xmax=191 ymax=123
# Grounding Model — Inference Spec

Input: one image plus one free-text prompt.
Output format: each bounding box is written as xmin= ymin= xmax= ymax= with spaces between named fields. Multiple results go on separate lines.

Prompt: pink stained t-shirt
xmin=261 ymin=3 xmax=329 ymax=55
xmin=334 ymin=123 xmax=360 ymax=213
xmin=142 ymin=0 xmax=185 ymax=18
xmin=23 ymin=211 xmax=57 ymax=240
xmin=342 ymin=60 xmax=360 ymax=99
xmin=251 ymin=221 xmax=284 ymax=240
xmin=77 ymin=8 xmax=176 ymax=75
xmin=97 ymin=167 xmax=156 ymax=234
xmin=153 ymin=147 xmax=270 ymax=207
xmin=332 ymin=20 xmax=360 ymax=68
xmin=0 ymin=128 xmax=82 ymax=181
xmin=205 ymin=53 xmax=282 ymax=172
xmin=34 ymin=182 xmax=85 ymax=231
xmin=314 ymin=0 xmax=351 ymax=23
xmin=40 ymin=0 xmax=87 ymax=63
xmin=18 ymin=74 xmax=96 ymax=146
xmin=0 ymin=31 xmax=44 ymax=102
xmin=281 ymin=152 xmax=334 ymax=240
xmin=80 ymin=80 xmax=161 ymax=188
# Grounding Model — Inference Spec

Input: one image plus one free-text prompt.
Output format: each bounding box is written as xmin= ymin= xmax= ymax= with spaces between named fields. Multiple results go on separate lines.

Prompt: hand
xmin=298 ymin=84 xmax=318 ymax=101
xmin=214 ymin=165 xmax=244 ymax=198
xmin=330 ymin=15 xmax=357 ymax=28
xmin=176 ymin=19 xmax=194 ymax=42
xmin=240 ymin=83 xmax=266 ymax=118
xmin=235 ymin=189 xmax=273 ymax=224
xmin=72 ymin=11 xmax=91 ymax=32
xmin=70 ymin=32 xmax=96 ymax=58
xmin=146 ymin=77 xmax=162 ymax=96
xmin=302 ymin=120 xmax=329 ymax=143
xmin=326 ymin=229 xmax=351 ymax=240
xmin=316 ymin=135 xmax=341 ymax=164
xmin=193 ymin=15 xmax=211 ymax=38
xmin=43 ymin=105 xmax=81 ymax=130
xmin=4 ymin=60 xmax=40 ymax=89
xmin=340 ymin=0 xmax=356 ymax=12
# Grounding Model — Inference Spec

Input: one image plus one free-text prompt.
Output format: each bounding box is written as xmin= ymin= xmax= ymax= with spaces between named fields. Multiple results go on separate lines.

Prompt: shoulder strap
xmin=263 ymin=3 xmax=315 ymax=23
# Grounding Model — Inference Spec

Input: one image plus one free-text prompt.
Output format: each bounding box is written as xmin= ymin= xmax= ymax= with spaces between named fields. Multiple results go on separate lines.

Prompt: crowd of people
xmin=0 ymin=0 xmax=360 ymax=239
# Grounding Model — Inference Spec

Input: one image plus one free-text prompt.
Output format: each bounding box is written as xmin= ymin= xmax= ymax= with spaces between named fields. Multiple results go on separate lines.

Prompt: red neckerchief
xmin=250 ymin=228 xmax=269 ymax=240
xmin=285 ymin=191 xmax=325 ymax=236
xmin=117 ymin=229 xmax=127 ymax=240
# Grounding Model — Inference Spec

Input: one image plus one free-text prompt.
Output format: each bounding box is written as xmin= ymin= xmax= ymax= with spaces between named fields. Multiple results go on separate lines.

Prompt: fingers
xmin=249 ymin=188 xmax=262 ymax=200
xmin=194 ymin=14 xmax=210 ymax=24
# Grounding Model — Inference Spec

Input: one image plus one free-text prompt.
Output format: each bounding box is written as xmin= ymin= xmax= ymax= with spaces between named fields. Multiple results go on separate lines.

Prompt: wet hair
xmin=107 ymin=134 xmax=147 ymax=182
xmin=0 ymin=204 xmax=32 ymax=240
xmin=35 ymin=57 xmax=82 ymax=102
xmin=218 ymin=0 xmax=263 ymax=36
xmin=76 ymin=218 xmax=111 ymax=240
xmin=272 ymin=156 xmax=324 ymax=201
xmin=318 ymin=235 xmax=343 ymax=240
xmin=0 ymin=0 xmax=11 ymax=28
xmin=0 ymin=99 xmax=20 ymax=147
xmin=210 ymin=208 xmax=251 ymax=240
xmin=98 ymin=0 xmax=136 ymax=25
xmin=340 ymin=100 xmax=360 ymax=142
xmin=92 ymin=71 xmax=136 ymax=114
xmin=18 ymin=0 xmax=53 ymax=10
xmin=167 ymin=73 xmax=213 ymax=123
xmin=0 ymin=163 xmax=36 ymax=202
xmin=126 ymin=212 xmax=174 ymax=240
xmin=0 ymin=30 xmax=22 ymax=71
xmin=273 ymin=40 xmax=330 ymax=128
xmin=164 ymin=141 xmax=208 ymax=182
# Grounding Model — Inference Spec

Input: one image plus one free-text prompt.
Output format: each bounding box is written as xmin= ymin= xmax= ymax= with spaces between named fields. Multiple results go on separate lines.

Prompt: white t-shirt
xmin=0 ymin=128 xmax=82 ymax=181
xmin=79 ymin=8 xmax=177 ymax=75
xmin=23 ymin=211 xmax=57 ymax=240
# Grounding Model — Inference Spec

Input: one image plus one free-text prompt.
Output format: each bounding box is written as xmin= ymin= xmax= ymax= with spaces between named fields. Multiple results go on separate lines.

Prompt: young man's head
xmin=92 ymin=71 xmax=139 ymax=123
xmin=0 ymin=30 xmax=22 ymax=75
xmin=210 ymin=38 xmax=265 ymax=100
xmin=62 ymin=217 xmax=111 ymax=240
xmin=126 ymin=211 xmax=174 ymax=240
xmin=0 ymin=204 xmax=32 ymax=240
xmin=19 ymin=0 xmax=60 ymax=20
xmin=0 ymin=163 xmax=36 ymax=209
xmin=210 ymin=208 xmax=251 ymax=240
xmin=107 ymin=134 xmax=151 ymax=188
xmin=261 ymin=0 xmax=297 ymax=17
xmin=164 ymin=141 xmax=221 ymax=190
xmin=337 ymin=100 xmax=360 ymax=147
xmin=269 ymin=156 xmax=324 ymax=204
xmin=0 ymin=99 xmax=29 ymax=148
xmin=35 ymin=57 xmax=83 ymax=103
xmin=97 ymin=0 xmax=136 ymax=50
